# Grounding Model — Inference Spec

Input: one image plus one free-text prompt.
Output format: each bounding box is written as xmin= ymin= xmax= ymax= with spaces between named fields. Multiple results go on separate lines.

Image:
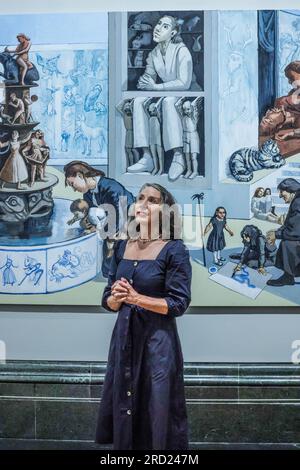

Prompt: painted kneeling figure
xmin=231 ymin=225 xmax=277 ymax=276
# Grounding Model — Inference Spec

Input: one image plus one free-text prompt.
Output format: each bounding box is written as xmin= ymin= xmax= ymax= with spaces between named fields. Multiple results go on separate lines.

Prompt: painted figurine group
xmin=0 ymin=34 xmax=48 ymax=189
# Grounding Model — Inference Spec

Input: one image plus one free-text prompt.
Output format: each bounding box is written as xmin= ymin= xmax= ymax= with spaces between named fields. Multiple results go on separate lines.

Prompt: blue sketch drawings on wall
xmin=18 ymin=256 xmax=44 ymax=286
xmin=33 ymin=46 xmax=108 ymax=162
xmin=70 ymin=50 xmax=89 ymax=85
xmin=91 ymin=50 xmax=103 ymax=77
xmin=232 ymin=267 xmax=256 ymax=288
xmin=84 ymin=84 xmax=106 ymax=115
xmin=36 ymin=53 xmax=62 ymax=77
xmin=61 ymin=131 xmax=71 ymax=152
xmin=0 ymin=256 xmax=18 ymax=286
xmin=79 ymin=249 xmax=96 ymax=271
xmin=278 ymin=11 xmax=300 ymax=95
xmin=218 ymin=10 xmax=259 ymax=181
xmin=221 ymin=23 xmax=257 ymax=124
xmin=74 ymin=114 xmax=106 ymax=156
xmin=49 ymin=247 xmax=96 ymax=283
xmin=43 ymin=87 xmax=60 ymax=116
xmin=279 ymin=34 xmax=297 ymax=72
xmin=49 ymin=249 xmax=80 ymax=283
xmin=280 ymin=17 xmax=300 ymax=69
xmin=63 ymin=85 xmax=82 ymax=108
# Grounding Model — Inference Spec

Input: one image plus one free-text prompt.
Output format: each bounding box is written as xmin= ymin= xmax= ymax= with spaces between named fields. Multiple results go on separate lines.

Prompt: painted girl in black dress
xmin=204 ymin=206 xmax=234 ymax=266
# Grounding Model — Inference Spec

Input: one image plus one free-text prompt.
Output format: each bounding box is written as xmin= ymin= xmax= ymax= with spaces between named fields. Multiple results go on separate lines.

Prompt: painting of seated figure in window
xmin=127 ymin=11 xmax=204 ymax=91
xmin=116 ymin=96 xmax=204 ymax=180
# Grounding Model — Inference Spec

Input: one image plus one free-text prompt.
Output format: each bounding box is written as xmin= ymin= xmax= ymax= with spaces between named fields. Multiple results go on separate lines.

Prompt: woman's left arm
xmin=137 ymin=292 xmax=169 ymax=315
xmin=116 ymin=277 xmax=169 ymax=315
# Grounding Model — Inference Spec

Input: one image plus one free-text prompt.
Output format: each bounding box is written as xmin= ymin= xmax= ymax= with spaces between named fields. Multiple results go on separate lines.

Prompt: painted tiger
xmin=229 ymin=139 xmax=285 ymax=182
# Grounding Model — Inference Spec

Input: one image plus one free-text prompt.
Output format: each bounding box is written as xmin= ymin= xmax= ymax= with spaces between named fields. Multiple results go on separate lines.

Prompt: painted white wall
xmin=0 ymin=311 xmax=299 ymax=362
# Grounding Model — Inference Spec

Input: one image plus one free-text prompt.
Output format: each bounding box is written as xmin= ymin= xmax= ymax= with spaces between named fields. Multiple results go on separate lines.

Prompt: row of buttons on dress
xmin=125 ymin=261 xmax=138 ymax=416
xmin=129 ymin=261 xmax=138 ymax=284
xmin=126 ymin=391 xmax=132 ymax=415
xmin=124 ymin=261 xmax=137 ymax=320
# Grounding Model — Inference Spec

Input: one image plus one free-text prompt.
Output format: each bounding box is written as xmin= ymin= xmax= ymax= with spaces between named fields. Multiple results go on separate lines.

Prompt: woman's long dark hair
xmin=127 ymin=183 xmax=182 ymax=240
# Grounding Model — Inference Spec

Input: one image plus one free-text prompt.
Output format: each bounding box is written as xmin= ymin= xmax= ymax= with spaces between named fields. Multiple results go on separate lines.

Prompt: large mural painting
xmin=1 ymin=9 xmax=300 ymax=307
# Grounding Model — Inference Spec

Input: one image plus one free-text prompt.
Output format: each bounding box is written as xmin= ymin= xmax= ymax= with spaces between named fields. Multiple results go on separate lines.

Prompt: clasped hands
xmin=111 ymin=277 xmax=140 ymax=306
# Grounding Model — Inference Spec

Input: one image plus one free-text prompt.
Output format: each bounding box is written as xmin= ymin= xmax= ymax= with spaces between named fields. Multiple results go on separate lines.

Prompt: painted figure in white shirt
xmin=137 ymin=15 xmax=193 ymax=92
xmin=128 ymin=16 xmax=193 ymax=178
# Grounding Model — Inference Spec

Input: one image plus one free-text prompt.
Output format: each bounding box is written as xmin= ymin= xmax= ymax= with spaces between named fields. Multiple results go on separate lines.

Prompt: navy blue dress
xmin=95 ymin=238 xmax=192 ymax=450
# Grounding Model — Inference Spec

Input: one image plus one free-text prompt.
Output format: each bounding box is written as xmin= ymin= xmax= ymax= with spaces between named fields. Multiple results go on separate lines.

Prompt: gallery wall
xmin=0 ymin=309 xmax=299 ymax=362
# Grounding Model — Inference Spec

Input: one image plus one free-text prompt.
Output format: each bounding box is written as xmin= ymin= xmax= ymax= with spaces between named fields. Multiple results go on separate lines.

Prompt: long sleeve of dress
xmin=101 ymin=240 xmax=122 ymax=312
xmin=164 ymin=241 xmax=192 ymax=318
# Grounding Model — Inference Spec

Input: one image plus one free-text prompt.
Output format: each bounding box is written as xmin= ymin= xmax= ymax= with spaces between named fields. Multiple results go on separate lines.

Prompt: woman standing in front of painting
xmin=95 ymin=183 xmax=192 ymax=450
xmin=128 ymin=16 xmax=193 ymax=178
